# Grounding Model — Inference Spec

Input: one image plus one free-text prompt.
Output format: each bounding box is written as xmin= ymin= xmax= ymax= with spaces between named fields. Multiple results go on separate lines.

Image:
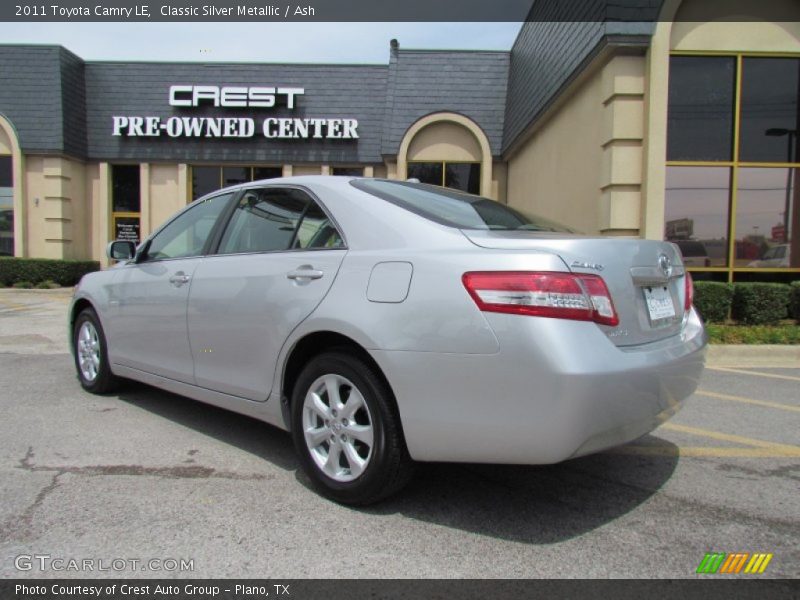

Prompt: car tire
xmin=291 ymin=350 xmax=414 ymax=505
xmin=73 ymin=308 xmax=119 ymax=394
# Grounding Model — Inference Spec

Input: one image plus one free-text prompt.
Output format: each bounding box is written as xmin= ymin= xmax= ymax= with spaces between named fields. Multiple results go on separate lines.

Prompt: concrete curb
xmin=1 ymin=289 xmax=797 ymax=368
xmin=706 ymin=344 xmax=800 ymax=368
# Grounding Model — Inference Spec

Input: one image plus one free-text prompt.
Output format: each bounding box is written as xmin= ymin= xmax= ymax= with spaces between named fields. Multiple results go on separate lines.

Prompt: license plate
xmin=643 ymin=286 xmax=676 ymax=322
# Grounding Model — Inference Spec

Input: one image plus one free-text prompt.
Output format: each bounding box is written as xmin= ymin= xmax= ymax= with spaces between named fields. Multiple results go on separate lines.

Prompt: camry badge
xmin=570 ymin=260 xmax=604 ymax=272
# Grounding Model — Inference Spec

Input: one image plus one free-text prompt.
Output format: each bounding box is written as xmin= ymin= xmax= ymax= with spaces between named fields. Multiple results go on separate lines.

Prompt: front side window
xmin=145 ymin=193 xmax=232 ymax=261
xmin=219 ymin=188 xmax=342 ymax=254
xmin=0 ymin=156 xmax=13 ymax=256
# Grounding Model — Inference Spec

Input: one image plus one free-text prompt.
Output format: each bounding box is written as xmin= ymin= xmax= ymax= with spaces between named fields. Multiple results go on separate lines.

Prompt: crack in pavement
xmin=17 ymin=445 xmax=272 ymax=481
xmin=2 ymin=446 xmax=273 ymax=542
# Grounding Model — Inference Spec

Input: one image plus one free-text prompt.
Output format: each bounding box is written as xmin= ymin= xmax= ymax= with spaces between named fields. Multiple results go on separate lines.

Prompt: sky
xmin=0 ymin=22 xmax=523 ymax=63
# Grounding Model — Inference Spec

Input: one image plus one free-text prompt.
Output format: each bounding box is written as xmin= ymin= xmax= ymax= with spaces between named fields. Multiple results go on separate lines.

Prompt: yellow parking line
xmin=706 ymin=366 xmax=800 ymax=382
xmin=696 ymin=390 xmax=800 ymax=413
xmin=660 ymin=422 xmax=800 ymax=455
xmin=0 ymin=300 xmax=29 ymax=311
xmin=610 ymin=445 xmax=800 ymax=458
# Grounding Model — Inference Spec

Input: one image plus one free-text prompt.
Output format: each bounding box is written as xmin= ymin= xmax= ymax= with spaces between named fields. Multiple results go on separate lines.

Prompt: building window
xmin=111 ymin=165 xmax=141 ymax=246
xmin=0 ymin=156 xmax=13 ymax=256
xmin=332 ymin=167 xmax=363 ymax=176
xmin=408 ymin=161 xmax=481 ymax=195
xmin=666 ymin=54 xmax=799 ymax=280
xmin=191 ymin=166 xmax=283 ymax=201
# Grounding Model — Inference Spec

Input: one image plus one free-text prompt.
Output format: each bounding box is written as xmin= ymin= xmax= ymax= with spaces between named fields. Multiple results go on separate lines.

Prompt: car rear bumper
xmin=372 ymin=309 xmax=706 ymax=464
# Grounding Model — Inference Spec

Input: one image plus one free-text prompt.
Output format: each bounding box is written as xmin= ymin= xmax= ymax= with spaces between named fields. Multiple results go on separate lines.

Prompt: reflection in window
xmin=332 ymin=167 xmax=363 ymax=176
xmin=146 ymin=193 xmax=231 ymax=260
xmin=445 ymin=163 xmax=481 ymax=194
xmin=222 ymin=166 xmax=250 ymax=188
xmin=740 ymin=58 xmax=800 ymax=164
xmin=293 ymin=201 xmax=344 ymax=250
xmin=112 ymin=165 xmax=140 ymax=213
xmin=192 ymin=166 xmax=220 ymax=200
xmin=219 ymin=189 xmax=309 ymax=254
xmin=407 ymin=162 xmax=443 ymax=187
xmin=0 ymin=156 xmax=13 ymax=256
xmin=192 ymin=166 xmax=284 ymax=200
xmin=664 ymin=167 xmax=731 ymax=267
xmin=667 ymin=56 xmax=735 ymax=161
xmin=735 ymin=168 xmax=797 ymax=268
xmin=253 ymin=167 xmax=282 ymax=181
xmin=408 ymin=161 xmax=481 ymax=195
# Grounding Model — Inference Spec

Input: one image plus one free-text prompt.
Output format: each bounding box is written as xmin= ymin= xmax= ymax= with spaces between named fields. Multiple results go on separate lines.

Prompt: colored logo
xmin=696 ymin=552 xmax=773 ymax=574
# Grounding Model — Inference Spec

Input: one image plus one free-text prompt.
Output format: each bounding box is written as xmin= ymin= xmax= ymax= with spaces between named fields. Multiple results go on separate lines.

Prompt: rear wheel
xmin=291 ymin=351 xmax=413 ymax=505
xmin=73 ymin=308 xmax=119 ymax=394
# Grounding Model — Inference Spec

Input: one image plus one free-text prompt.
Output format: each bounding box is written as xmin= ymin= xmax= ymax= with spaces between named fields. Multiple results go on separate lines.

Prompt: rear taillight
xmin=462 ymin=271 xmax=619 ymax=327
xmin=684 ymin=271 xmax=694 ymax=312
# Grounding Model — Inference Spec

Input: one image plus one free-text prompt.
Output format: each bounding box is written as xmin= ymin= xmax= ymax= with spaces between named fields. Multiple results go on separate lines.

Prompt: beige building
xmin=0 ymin=0 xmax=798 ymax=282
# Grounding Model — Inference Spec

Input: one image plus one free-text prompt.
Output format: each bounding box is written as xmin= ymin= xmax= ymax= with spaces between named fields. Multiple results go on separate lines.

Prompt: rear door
xmin=187 ymin=186 xmax=346 ymax=400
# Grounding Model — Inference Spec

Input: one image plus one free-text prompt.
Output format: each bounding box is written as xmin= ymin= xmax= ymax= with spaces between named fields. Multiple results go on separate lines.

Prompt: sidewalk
xmin=0 ymin=288 xmax=798 ymax=366
xmin=706 ymin=344 xmax=800 ymax=368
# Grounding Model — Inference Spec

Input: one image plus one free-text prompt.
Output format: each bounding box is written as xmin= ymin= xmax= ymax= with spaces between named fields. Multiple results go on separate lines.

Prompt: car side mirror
xmin=107 ymin=240 xmax=136 ymax=261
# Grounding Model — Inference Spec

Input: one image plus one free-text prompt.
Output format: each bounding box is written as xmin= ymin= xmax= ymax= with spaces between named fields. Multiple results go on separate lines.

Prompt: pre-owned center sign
xmin=111 ymin=85 xmax=359 ymax=139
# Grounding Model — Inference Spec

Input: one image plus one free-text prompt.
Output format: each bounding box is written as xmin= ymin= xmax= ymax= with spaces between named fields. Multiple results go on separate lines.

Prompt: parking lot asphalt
xmin=0 ymin=289 xmax=798 ymax=579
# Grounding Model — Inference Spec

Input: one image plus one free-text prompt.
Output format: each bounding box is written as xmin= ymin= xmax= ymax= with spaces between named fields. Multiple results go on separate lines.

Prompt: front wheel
xmin=291 ymin=351 xmax=413 ymax=505
xmin=73 ymin=308 xmax=119 ymax=394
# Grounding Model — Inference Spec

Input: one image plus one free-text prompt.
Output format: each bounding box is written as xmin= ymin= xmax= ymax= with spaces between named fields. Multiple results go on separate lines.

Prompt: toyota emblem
xmin=658 ymin=254 xmax=673 ymax=278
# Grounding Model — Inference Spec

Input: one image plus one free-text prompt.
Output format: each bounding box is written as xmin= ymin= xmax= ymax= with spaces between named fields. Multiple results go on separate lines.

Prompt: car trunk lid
xmin=461 ymin=230 xmax=687 ymax=347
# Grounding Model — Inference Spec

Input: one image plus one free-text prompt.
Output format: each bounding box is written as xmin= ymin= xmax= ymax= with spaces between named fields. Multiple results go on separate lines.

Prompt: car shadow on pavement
xmin=363 ymin=445 xmax=680 ymax=544
xmin=116 ymin=381 xmax=299 ymax=472
xmin=117 ymin=380 xmax=678 ymax=544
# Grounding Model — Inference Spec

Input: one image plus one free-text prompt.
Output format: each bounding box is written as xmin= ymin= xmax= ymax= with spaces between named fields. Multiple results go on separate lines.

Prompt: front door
xmin=105 ymin=192 xmax=233 ymax=383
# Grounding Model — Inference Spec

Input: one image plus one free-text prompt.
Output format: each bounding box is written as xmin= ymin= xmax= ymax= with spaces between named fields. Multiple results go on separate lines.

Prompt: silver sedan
xmin=70 ymin=176 xmax=706 ymax=504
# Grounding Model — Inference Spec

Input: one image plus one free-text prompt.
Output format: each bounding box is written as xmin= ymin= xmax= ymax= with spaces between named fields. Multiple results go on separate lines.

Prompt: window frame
xmin=135 ymin=191 xmax=238 ymax=264
xmin=208 ymin=184 xmax=348 ymax=257
xmin=667 ymin=50 xmax=800 ymax=281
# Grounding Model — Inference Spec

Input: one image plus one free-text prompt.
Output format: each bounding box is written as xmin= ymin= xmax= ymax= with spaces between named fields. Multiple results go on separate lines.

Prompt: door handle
xmin=169 ymin=272 xmax=191 ymax=287
xmin=287 ymin=268 xmax=324 ymax=281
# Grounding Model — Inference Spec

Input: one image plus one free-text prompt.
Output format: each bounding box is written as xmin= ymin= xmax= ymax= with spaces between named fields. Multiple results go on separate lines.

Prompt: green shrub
xmin=790 ymin=281 xmax=800 ymax=323
xmin=12 ymin=281 xmax=33 ymax=289
xmin=706 ymin=323 xmax=800 ymax=344
xmin=35 ymin=280 xmax=60 ymax=289
xmin=693 ymin=281 xmax=734 ymax=323
xmin=731 ymin=283 xmax=790 ymax=325
xmin=0 ymin=258 xmax=100 ymax=287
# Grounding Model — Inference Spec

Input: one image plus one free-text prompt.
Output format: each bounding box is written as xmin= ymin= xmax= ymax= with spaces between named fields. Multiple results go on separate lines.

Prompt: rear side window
xmin=351 ymin=179 xmax=577 ymax=233
xmin=218 ymin=187 xmax=343 ymax=254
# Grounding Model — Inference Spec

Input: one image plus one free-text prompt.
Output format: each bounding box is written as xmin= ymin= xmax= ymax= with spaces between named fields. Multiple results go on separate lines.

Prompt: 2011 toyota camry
xmin=70 ymin=176 xmax=707 ymax=504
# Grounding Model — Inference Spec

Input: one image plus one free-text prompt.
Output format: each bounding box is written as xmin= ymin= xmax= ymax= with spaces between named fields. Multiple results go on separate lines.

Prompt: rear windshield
xmin=351 ymin=179 xmax=577 ymax=233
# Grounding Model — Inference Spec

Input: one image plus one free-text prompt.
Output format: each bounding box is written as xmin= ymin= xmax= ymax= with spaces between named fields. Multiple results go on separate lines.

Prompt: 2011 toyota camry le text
xmin=69 ymin=176 xmax=707 ymax=505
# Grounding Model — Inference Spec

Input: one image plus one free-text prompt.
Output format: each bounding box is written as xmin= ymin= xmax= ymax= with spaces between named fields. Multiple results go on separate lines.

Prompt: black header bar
xmin=1 ymin=0 xmax=797 ymax=22
xmin=2 ymin=579 xmax=800 ymax=600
